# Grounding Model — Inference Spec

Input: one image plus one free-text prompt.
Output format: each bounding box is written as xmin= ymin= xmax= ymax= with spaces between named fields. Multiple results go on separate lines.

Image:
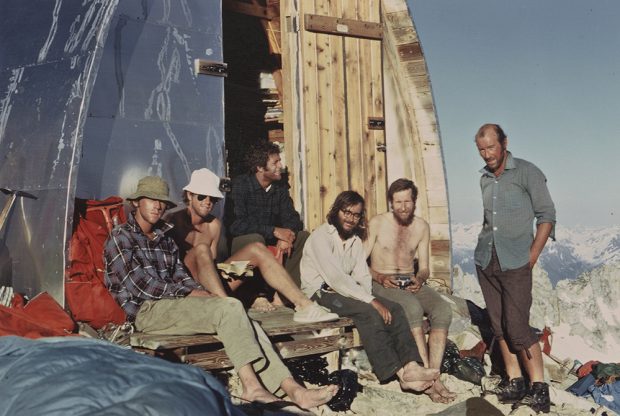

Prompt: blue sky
xmin=407 ymin=0 xmax=620 ymax=227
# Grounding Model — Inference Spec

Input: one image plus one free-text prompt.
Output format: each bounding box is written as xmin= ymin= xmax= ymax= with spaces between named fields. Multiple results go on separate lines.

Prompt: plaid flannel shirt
xmin=229 ymin=173 xmax=303 ymax=243
xmin=103 ymin=213 xmax=201 ymax=322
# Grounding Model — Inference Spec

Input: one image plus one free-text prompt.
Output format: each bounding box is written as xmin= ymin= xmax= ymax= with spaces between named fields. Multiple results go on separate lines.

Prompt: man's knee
xmin=206 ymin=296 xmax=246 ymax=321
xmin=427 ymin=299 xmax=452 ymax=330
xmin=397 ymin=298 xmax=424 ymax=328
xmin=185 ymin=244 xmax=215 ymax=273
xmin=232 ymin=234 xmax=266 ymax=254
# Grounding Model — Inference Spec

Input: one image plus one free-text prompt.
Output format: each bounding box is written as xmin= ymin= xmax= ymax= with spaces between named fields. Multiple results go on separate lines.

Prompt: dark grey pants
xmin=313 ymin=291 xmax=422 ymax=381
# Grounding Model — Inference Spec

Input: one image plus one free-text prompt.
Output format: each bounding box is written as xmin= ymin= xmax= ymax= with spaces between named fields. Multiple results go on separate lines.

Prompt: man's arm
xmin=529 ymin=222 xmax=552 ymax=267
xmin=365 ymin=216 xmax=398 ymax=288
xmin=276 ymin=189 xmax=303 ymax=233
xmin=210 ymin=219 xmax=222 ymax=260
xmin=406 ymin=221 xmax=430 ymax=293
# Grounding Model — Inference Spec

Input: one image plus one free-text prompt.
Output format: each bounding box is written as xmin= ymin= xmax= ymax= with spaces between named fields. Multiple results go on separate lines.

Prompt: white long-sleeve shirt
xmin=300 ymin=223 xmax=375 ymax=303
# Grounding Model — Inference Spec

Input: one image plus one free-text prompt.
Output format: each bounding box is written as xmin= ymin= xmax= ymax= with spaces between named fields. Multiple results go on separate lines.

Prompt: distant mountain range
xmin=450 ymin=223 xmax=620 ymax=286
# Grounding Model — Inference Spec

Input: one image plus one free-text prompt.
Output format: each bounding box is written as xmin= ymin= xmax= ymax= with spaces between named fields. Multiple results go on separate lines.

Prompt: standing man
xmin=300 ymin=191 xmax=439 ymax=392
xmin=104 ymin=176 xmax=338 ymax=412
xmin=365 ymin=178 xmax=455 ymax=403
xmin=229 ymin=142 xmax=308 ymax=288
xmin=166 ymin=168 xmax=338 ymax=323
xmin=474 ymin=124 xmax=555 ymax=413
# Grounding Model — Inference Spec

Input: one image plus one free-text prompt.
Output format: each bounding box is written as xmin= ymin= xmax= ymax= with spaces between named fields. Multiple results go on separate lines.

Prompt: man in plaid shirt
xmin=104 ymin=175 xmax=337 ymax=411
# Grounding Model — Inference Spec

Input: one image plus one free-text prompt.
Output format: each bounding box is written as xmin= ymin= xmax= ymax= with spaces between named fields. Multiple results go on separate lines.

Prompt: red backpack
xmin=65 ymin=197 xmax=127 ymax=328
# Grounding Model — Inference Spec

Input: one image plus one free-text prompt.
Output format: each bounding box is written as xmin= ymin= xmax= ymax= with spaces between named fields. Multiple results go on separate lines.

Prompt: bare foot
xmin=241 ymin=386 xmax=279 ymax=404
xmin=400 ymin=379 xmax=435 ymax=392
xmin=272 ymin=292 xmax=286 ymax=307
xmin=288 ymin=384 xmax=339 ymax=409
xmin=424 ymin=379 xmax=456 ymax=403
xmin=402 ymin=362 xmax=439 ymax=383
xmin=251 ymin=296 xmax=277 ymax=312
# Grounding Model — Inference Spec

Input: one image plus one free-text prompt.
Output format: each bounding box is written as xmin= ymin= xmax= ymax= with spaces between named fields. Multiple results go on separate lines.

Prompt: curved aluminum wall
xmin=0 ymin=0 xmax=224 ymax=303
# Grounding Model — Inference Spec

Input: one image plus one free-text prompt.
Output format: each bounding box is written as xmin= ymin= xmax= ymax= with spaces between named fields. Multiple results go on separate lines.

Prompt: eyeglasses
xmin=195 ymin=194 xmax=219 ymax=203
xmin=340 ymin=209 xmax=362 ymax=220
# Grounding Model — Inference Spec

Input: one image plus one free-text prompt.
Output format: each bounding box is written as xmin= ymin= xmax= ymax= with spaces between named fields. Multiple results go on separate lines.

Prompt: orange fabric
xmin=540 ymin=326 xmax=553 ymax=356
xmin=65 ymin=197 xmax=126 ymax=328
xmin=0 ymin=292 xmax=74 ymax=338
xmin=577 ymin=360 xmax=600 ymax=378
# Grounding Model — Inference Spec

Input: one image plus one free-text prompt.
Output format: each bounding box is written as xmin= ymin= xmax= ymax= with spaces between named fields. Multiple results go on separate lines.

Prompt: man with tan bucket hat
xmin=104 ymin=175 xmax=339 ymax=412
xmin=166 ymin=168 xmax=339 ymax=324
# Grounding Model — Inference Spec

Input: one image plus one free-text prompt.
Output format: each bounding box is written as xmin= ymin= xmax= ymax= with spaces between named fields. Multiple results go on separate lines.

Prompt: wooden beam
xmin=223 ymin=0 xmax=277 ymax=20
xmin=304 ymin=14 xmax=382 ymax=40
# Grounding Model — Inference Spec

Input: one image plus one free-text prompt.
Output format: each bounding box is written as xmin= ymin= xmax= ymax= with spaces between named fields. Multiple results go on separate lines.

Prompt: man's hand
xmin=405 ymin=275 xmax=423 ymax=293
xmin=370 ymin=299 xmax=392 ymax=325
xmin=376 ymin=273 xmax=399 ymax=289
xmin=188 ymin=289 xmax=216 ymax=298
xmin=273 ymin=227 xmax=296 ymax=244
xmin=276 ymin=239 xmax=292 ymax=258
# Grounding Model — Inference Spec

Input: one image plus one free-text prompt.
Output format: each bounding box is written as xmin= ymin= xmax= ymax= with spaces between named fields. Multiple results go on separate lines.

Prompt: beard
xmin=335 ymin=220 xmax=356 ymax=240
xmin=393 ymin=210 xmax=414 ymax=226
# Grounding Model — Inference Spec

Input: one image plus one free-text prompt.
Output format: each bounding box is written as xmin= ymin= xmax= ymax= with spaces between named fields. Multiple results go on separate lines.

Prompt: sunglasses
xmin=194 ymin=194 xmax=220 ymax=203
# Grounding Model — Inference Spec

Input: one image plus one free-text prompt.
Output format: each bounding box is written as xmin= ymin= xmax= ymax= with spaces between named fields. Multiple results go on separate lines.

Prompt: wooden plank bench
xmin=130 ymin=307 xmax=361 ymax=371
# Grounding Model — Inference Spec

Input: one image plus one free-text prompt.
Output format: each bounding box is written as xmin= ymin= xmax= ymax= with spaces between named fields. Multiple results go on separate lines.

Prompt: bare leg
xmin=499 ymin=338 xmax=523 ymax=380
xmin=238 ymin=364 xmax=279 ymax=403
xmin=519 ymin=341 xmax=544 ymax=383
xmin=228 ymin=243 xmax=311 ymax=309
xmin=411 ymin=327 xmax=429 ymax=367
xmin=280 ymin=377 xmax=339 ymax=409
xmin=396 ymin=362 xmax=438 ymax=392
xmin=424 ymin=329 xmax=457 ymax=403
xmin=184 ymin=243 xmax=228 ymax=297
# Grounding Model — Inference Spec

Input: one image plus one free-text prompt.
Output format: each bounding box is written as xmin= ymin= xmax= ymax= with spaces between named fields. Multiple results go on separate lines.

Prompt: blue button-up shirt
xmin=474 ymin=152 xmax=556 ymax=271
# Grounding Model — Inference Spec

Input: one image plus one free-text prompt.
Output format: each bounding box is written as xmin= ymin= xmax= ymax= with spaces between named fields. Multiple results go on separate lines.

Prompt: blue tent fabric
xmin=0 ymin=336 xmax=244 ymax=416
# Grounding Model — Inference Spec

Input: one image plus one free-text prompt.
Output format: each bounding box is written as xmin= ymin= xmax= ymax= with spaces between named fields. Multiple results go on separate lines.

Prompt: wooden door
xmin=282 ymin=0 xmax=387 ymax=230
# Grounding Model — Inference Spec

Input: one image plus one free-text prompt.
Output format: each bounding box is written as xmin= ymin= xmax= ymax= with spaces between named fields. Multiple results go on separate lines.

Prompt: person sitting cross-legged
xmin=104 ymin=175 xmax=338 ymax=413
xmin=165 ymin=168 xmax=338 ymax=324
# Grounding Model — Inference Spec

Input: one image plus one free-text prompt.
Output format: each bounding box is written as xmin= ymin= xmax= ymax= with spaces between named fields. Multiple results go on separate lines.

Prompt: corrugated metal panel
xmin=0 ymin=0 xmax=224 ymax=302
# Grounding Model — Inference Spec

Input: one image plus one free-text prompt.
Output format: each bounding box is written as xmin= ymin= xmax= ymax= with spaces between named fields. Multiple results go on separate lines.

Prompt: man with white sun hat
xmin=166 ymin=168 xmax=339 ymax=324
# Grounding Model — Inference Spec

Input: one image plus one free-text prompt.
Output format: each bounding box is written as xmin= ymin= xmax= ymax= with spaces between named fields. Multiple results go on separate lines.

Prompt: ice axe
xmin=0 ymin=188 xmax=38 ymax=233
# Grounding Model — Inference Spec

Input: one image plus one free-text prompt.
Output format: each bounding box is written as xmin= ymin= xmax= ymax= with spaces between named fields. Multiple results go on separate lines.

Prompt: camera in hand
xmin=394 ymin=275 xmax=412 ymax=289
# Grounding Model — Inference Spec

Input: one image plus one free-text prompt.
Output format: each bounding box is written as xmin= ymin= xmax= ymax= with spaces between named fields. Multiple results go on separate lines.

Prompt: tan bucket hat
xmin=127 ymin=176 xmax=177 ymax=208
xmin=183 ymin=168 xmax=224 ymax=198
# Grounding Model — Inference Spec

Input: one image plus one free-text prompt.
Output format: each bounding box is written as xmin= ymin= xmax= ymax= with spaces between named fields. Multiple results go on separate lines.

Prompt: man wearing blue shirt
xmin=474 ymin=124 xmax=555 ymax=413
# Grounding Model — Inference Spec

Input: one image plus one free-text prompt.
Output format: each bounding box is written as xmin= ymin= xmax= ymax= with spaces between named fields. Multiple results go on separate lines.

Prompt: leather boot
xmin=491 ymin=376 xmax=527 ymax=403
xmin=512 ymin=382 xmax=551 ymax=413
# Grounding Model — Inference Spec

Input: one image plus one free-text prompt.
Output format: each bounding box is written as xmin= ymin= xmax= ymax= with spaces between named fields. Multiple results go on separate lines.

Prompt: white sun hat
xmin=183 ymin=168 xmax=224 ymax=198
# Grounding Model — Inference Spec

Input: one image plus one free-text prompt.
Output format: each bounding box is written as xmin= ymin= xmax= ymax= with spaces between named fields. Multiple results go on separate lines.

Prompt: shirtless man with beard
xmin=365 ymin=178 xmax=455 ymax=404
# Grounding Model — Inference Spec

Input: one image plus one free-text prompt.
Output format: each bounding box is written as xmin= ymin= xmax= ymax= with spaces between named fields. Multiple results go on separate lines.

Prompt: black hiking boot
xmin=489 ymin=376 xmax=527 ymax=403
xmin=512 ymin=382 xmax=551 ymax=414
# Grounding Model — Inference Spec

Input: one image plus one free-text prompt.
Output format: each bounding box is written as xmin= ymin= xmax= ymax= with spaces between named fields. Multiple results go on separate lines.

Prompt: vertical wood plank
xmin=369 ymin=0 xmax=387 ymax=214
xmin=300 ymin=0 xmax=323 ymax=230
xmin=316 ymin=0 xmax=335 ymax=219
xmin=342 ymin=0 xmax=363 ymax=198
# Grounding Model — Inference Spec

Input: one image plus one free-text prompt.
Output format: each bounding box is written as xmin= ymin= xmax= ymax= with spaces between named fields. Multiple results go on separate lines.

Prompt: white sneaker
xmin=293 ymin=302 xmax=339 ymax=323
